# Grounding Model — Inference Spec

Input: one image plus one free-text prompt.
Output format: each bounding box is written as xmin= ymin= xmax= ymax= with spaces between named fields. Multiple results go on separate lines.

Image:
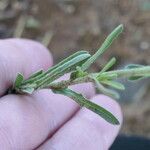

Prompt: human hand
xmin=0 ymin=39 xmax=122 ymax=150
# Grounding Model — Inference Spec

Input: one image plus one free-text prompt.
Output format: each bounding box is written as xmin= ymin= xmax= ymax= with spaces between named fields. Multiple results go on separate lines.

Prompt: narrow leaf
xmin=37 ymin=52 xmax=91 ymax=87
xmin=101 ymin=80 xmax=125 ymax=90
xmin=125 ymin=64 xmax=144 ymax=69
xmin=98 ymin=57 xmax=116 ymax=75
xmin=97 ymin=73 xmax=118 ymax=81
xmin=21 ymin=87 xmax=34 ymax=94
xmin=70 ymin=66 xmax=88 ymax=80
xmin=53 ymin=88 xmax=119 ymax=125
xmin=81 ymin=24 xmax=123 ymax=71
xmin=43 ymin=51 xmax=90 ymax=77
xmin=125 ymin=64 xmax=145 ymax=81
xmin=28 ymin=70 xmax=43 ymax=79
xmin=128 ymin=76 xmax=145 ymax=81
xmin=23 ymin=51 xmax=90 ymax=84
xmin=94 ymin=78 xmax=120 ymax=99
xmin=14 ymin=73 xmax=24 ymax=87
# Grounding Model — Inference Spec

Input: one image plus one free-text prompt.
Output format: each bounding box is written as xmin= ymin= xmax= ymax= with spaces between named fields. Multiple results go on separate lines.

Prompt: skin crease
xmin=0 ymin=39 xmax=122 ymax=150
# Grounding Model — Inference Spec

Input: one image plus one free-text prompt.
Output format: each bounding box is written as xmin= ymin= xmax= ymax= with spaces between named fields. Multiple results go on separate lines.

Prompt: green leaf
xmin=37 ymin=52 xmax=91 ymax=87
xmin=98 ymin=57 xmax=116 ymax=75
xmin=28 ymin=70 xmax=43 ymax=79
xmin=125 ymin=64 xmax=145 ymax=81
xmin=128 ymin=76 xmax=145 ymax=81
xmin=21 ymin=88 xmax=34 ymax=94
xmin=45 ymin=51 xmax=90 ymax=75
xmin=125 ymin=64 xmax=144 ymax=69
xmin=97 ymin=73 xmax=118 ymax=81
xmin=81 ymin=24 xmax=123 ymax=71
xmin=53 ymin=88 xmax=119 ymax=125
xmin=101 ymin=80 xmax=125 ymax=90
xmin=70 ymin=66 xmax=88 ymax=80
xmin=94 ymin=78 xmax=120 ymax=99
xmin=23 ymin=51 xmax=90 ymax=84
xmin=14 ymin=73 xmax=24 ymax=87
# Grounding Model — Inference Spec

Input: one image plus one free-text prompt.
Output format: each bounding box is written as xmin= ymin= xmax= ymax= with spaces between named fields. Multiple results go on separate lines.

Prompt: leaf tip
xmin=14 ymin=73 xmax=24 ymax=87
xmin=113 ymin=118 xmax=120 ymax=125
xmin=118 ymin=24 xmax=124 ymax=32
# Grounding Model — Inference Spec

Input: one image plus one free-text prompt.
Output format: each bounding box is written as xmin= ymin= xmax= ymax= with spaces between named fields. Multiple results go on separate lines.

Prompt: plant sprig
xmin=11 ymin=24 xmax=150 ymax=125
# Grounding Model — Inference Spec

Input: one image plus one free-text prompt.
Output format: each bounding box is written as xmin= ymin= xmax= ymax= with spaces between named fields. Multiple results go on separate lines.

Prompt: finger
xmin=0 ymin=39 xmax=53 ymax=96
xmin=0 ymin=88 xmax=94 ymax=150
xmin=0 ymin=91 xmax=77 ymax=149
xmin=38 ymin=95 xmax=122 ymax=150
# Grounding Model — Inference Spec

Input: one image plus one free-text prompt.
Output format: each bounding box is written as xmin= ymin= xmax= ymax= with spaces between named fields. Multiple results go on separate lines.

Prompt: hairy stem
xmin=45 ymin=66 xmax=150 ymax=89
xmin=44 ymin=76 xmax=93 ymax=89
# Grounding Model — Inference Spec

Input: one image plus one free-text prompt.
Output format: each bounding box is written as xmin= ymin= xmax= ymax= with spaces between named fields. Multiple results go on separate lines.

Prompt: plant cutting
xmin=10 ymin=24 xmax=150 ymax=125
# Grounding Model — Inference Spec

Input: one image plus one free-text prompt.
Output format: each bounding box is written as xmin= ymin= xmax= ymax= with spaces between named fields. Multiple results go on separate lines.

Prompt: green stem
xmin=46 ymin=66 xmax=150 ymax=89
xmin=45 ymin=76 xmax=93 ymax=89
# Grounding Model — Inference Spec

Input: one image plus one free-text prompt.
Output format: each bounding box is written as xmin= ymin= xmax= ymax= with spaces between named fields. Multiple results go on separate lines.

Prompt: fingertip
xmin=5 ymin=38 xmax=53 ymax=71
xmin=0 ymin=38 xmax=53 ymax=95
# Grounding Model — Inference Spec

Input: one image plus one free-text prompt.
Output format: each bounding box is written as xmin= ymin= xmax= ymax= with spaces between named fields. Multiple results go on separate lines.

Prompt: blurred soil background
xmin=0 ymin=0 xmax=150 ymax=137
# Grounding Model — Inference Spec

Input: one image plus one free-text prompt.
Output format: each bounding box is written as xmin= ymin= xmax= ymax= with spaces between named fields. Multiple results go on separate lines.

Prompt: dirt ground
xmin=0 ymin=0 xmax=150 ymax=137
